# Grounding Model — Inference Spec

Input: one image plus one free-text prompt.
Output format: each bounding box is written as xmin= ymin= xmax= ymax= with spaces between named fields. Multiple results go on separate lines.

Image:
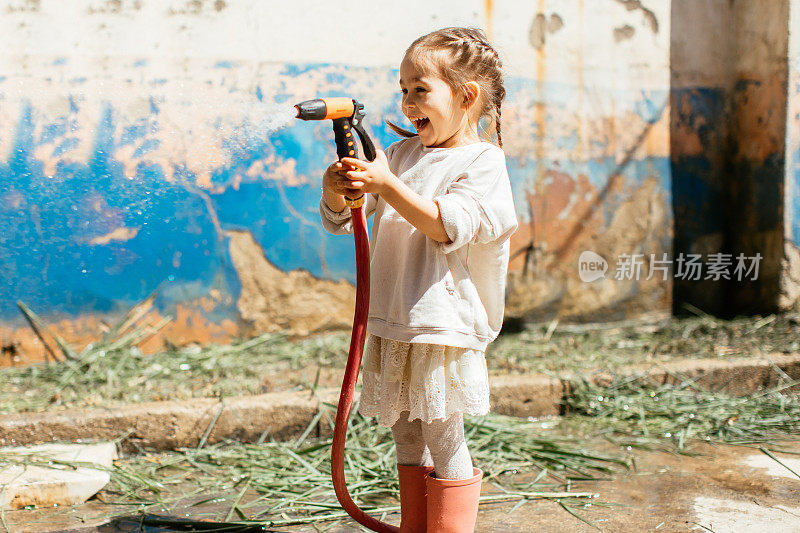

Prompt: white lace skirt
xmin=357 ymin=334 xmax=491 ymax=428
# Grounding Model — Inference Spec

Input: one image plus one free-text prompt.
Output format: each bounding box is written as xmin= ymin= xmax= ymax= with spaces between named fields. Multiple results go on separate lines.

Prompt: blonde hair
xmin=386 ymin=27 xmax=506 ymax=148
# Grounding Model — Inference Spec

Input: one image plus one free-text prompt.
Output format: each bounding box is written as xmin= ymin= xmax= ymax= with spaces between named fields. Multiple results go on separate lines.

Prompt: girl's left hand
xmin=339 ymin=150 xmax=396 ymax=195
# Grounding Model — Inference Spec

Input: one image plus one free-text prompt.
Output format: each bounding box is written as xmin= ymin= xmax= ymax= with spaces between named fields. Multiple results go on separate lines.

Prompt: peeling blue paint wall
xmin=0 ymin=68 xmax=404 ymax=320
xmin=0 ymin=65 xmax=672 ymax=319
xmin=0 ymin=0 xmax=680 ymax=356
xmin=4 ymin=0 xmax=797 ymax=356
xmin=2 ymin=101 xmax=226 ymax=319
xmin=0 ymin=0 xmax=681 ymax=355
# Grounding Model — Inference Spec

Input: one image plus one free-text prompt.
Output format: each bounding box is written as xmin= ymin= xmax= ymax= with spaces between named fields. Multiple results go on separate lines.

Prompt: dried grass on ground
xmin=4 ymin=369 xmax=798 ymax=531
xmin=2 ymin=301 xmax=798 ymax=414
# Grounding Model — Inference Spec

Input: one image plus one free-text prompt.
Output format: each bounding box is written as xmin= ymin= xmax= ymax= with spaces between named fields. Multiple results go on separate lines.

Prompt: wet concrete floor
xmin=4 ymin=436 xmax=799 ymax=532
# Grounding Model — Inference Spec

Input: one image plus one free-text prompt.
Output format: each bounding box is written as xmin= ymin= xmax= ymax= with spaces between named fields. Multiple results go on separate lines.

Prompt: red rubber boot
xmin=425 ymin=467 xmax=483 ymax=532
xmin=398 ymin=464 xmax=436 ymax=532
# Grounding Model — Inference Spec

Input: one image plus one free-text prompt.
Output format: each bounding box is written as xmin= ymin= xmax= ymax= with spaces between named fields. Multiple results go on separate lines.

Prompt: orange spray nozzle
xmin=293 ymin=96 xmax=377 ymax=172
xmin=294 ymin=97 xmax=355 ymax=120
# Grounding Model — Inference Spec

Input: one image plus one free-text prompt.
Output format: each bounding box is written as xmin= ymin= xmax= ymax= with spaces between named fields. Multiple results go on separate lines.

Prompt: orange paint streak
xmin=531 ymin=169 xmax=605 ymax=267
xmin=576 ymin=0 xmax=584 ymax=161
xmin=484 ymin=0 xmax=494 ymax=41
xmin=509 ymin=166 xmax=606 ymax=275
xmin=532 ymin=0 xmax=547 ymax=256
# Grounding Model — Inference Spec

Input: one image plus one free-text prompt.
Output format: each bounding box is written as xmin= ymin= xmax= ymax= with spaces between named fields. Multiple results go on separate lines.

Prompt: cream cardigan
xmin=319 ymin=136 xmax=518 ymax=351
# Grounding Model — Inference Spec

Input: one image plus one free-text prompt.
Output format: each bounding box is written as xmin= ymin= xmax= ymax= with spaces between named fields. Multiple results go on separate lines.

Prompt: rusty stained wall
xmin=0 ymin=0 xmax=675 ymax=363
xmin=727 ymin=0 xmax=792 ymax=314
xmin=670 ymin=0 xmax=734 ymax=320
xmin=670 ymin=0 xmax=797 ymax=316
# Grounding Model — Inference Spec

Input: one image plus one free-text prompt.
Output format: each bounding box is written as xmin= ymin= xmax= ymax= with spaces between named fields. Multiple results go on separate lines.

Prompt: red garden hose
xmin=144 ymin=100 xmax=391 ymax=532
xmin=293 ymin=97 xmax=394 ymax=531
xmin=140 ymin=205 xmax=393 ymax=533
xmin=330 ymin=201 xmax=399 ymax=533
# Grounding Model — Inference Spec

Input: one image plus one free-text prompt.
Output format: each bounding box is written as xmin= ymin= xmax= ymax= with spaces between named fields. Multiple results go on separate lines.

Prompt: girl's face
xmin=399 ymin=52 xmax=479 ymax=148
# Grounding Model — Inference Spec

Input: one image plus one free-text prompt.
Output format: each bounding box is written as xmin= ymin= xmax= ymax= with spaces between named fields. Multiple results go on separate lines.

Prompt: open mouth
xmin=412 ymin=117 xmax=429 ymax=131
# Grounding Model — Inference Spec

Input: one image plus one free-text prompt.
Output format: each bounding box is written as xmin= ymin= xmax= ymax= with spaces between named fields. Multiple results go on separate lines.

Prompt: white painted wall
xmin=1 ymin=0 xmax=667 ymax=80
xmin=0 ymin=0 xmax=671 ymax=179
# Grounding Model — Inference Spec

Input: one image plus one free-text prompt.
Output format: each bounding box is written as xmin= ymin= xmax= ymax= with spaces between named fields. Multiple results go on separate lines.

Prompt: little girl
xmin=319 ymin=27 xmax=517 ymax=532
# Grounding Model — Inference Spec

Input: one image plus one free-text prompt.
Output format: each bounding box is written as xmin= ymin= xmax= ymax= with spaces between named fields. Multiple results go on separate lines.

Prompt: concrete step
xmin=0 ymin=352 xmax=797 ymax=451
xmin=0 ymin=442 xmax=117 ymax=510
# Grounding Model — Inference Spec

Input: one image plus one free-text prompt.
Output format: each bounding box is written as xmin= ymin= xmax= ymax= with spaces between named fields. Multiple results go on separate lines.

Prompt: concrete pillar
xmin=671 ymin=0 xmax=797 ymax=316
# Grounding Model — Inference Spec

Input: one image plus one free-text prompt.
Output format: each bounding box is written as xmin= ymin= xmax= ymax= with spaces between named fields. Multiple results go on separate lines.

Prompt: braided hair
xmin=386 ymin=27 xmax=506 ymax=148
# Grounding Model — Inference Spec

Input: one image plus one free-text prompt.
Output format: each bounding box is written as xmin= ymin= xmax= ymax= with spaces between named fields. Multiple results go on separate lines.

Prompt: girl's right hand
xmin=323 ymin=161 xmax=360 ymax=197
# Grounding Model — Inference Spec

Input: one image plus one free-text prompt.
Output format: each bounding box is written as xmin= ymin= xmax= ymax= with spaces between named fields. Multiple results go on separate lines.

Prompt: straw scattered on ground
xmin=562 ymin=366 xmax=800 ymax=453
xmin=1 ymin=397 xmax=629 ymax=531
xmin=3 ymin=300 xmax=799 ymax=413
xmin=491 ymin=305 xmax=800 ymax=377
xmin=5 ymin=367 xmax=800 ymax=530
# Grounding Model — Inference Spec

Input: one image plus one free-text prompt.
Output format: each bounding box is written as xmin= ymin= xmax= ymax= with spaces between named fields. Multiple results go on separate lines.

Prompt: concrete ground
xmin=2 ymin=352 xmax=798 ymax=532
xmin=5 ymin=437 xmax=798 ymax=532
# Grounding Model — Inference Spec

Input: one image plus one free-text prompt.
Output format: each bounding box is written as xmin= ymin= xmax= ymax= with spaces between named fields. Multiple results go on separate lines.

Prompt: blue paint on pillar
xmin=670 ymin=87 xmax=728 ymax=248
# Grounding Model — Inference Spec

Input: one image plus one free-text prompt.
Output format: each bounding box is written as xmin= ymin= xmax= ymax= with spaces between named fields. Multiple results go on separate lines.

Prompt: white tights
xmin=391 ymin=410 xmax=474 ymax=480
